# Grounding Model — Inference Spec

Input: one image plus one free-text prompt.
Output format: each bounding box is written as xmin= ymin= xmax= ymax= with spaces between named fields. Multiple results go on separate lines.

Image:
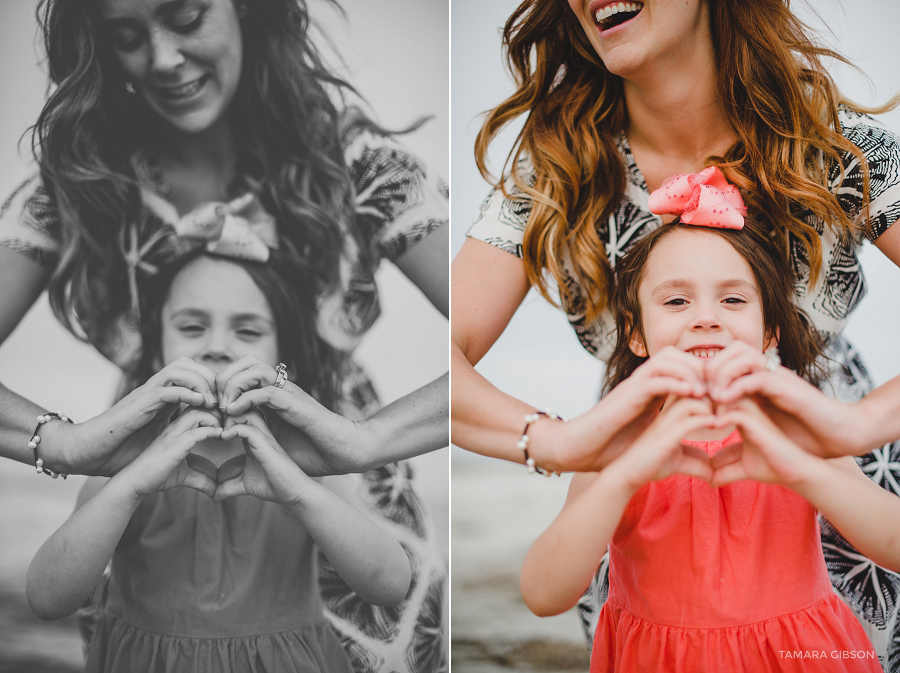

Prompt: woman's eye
xmin=169 ymin=8 xmax=204 ymax=32
xmin=110 ymin=28 xmax=144 ymax=51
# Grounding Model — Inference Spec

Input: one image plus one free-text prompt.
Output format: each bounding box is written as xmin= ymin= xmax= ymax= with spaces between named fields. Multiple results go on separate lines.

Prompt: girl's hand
xmin=119 ymin=408 xmax=222 ymax=500
xmin=706 ymin=341 xmax=872 ymax=457
xmin=711 ymin=397 xmax=818 ymax=488
xmin=53 ymin=358 xmax=218 ymax=476
xmin=607 ymin=396 xmax=719 ymax=490
xmin=214 ymin=410 xmax=311 ymax=505
xmin=216 ymin=355 xmax=368 ymax=476
xmin=537 ymin=346 xmax=708 ymax=472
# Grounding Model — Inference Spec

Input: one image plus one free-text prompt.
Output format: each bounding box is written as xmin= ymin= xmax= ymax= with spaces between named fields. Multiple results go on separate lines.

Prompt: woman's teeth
xmin=159 ymin=79 xmax=204 ymax=100
xmin=689 ymin=349 xmax=720 ymax=359
xmin=595 ymin=2 xmax=643 ymax=28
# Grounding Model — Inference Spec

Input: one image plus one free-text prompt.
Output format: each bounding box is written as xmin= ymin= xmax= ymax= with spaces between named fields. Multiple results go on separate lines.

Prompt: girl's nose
xmin=200 ymin=333 xmax=234 ymax=366
xmin=148 ymin=30 xmax=186 ymax=75
xmin=690 ymin=303 xmax=722 ymax=331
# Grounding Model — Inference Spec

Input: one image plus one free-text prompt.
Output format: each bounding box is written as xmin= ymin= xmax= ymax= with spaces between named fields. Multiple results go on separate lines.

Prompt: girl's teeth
xmin=690 ymin=349 xmax=719 ymax=358
xmin=595 ymin=2 xmax=643 ymax=24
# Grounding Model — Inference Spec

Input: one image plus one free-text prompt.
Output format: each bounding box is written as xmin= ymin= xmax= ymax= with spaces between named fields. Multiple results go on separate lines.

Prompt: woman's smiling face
xmin=566 ymin=0 xmax=711 ymax=78
xmin=99 ymin=0 xmax=243 ymax=136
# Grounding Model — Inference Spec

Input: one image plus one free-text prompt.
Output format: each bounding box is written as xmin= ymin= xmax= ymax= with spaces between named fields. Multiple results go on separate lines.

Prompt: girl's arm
xmin=719 ymin=398 xmax=900 ymax=571
xmin=452 ymin=239 xmax=708 ymax=473
xmin=26 ymin=409 xmax=222 ymax=619
xmin=217 ymin=412 xmax=411 ymax=606
xmin=521 ymin=398 xmax=717 ymax=616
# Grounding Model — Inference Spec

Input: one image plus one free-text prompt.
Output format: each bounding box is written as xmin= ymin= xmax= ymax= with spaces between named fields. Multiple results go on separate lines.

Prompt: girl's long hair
xmin=134 ymin=249 xmax=341 ymax=410
xmin=604 ymin=221 xmax=824 ymax=392
xmin=33 ymin=0 xmax=362 ymax=341
xmin=476 ymin=0 xmax=896 ymax=326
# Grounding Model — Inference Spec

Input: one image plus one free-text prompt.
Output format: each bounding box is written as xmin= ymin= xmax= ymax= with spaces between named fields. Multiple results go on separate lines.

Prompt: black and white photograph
xmin=0 ymin=1 xmax=448 ymax=672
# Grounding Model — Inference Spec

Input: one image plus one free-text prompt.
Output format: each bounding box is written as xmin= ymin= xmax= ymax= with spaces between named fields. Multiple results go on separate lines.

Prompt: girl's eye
xmin=237 ymin=329 xmax=262 ymax=340
xmin=664 ymin=298 xmax=687 ymax=307
xmin=178 ymin=324 xmax=205 ymax=335
xmin=169 ymin=8 xmax=204 ymax=32
xmin=723 ymin=297 xmax=747 ymax=305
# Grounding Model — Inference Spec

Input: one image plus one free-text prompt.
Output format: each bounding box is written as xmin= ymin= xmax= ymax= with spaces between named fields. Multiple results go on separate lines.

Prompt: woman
xmin=0 ymin=1 xmax=447 ymax=671
xmin=451 ymin=0 xmax=900 ymax=666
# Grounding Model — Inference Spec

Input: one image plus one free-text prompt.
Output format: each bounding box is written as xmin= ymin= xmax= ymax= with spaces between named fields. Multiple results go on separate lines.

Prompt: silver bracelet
xmin=31 ymin=411 xmax=75 ymax=479
xmin=518 ymin=410 xmax=565 ymax=476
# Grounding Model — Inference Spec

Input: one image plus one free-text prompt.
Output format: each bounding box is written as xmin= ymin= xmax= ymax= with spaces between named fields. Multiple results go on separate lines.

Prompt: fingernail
xmin=206 ymin=393 xmax=216 ymax=406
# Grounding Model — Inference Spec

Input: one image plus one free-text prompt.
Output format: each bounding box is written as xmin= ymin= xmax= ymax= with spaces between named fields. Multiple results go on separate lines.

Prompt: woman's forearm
xmin=26 ymin=476 xmax=142 ymax=620
xmin=360 ymin=372 xmax=449 ymax=470
xmin=285 ymin=478 xmax=411 ymax=606
xmin=0 ymin=382 xmax=73 ymax=470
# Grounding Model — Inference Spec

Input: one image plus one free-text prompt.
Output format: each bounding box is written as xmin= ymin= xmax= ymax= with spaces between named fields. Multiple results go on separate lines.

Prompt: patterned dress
xmin=467 ymin=108 xmax=900 ymax=671
xmin=0 ymin=126 xmax=448 ymax=673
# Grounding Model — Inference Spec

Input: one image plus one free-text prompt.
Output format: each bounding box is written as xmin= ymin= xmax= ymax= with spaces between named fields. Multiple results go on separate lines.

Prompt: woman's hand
xmin=605 ymin=395 xmax=718 ymax=490
xmin=49 ymin=358 xmax=219 ymax=477
xmin=533 ymin=346 xmax=709 ymax=472
xmin=216 ymin=355 xmax=369 ymax=476
xmin=213 ymin=410 xmax=313 ymax=505
xmin=706 ymin=341 xmax=875 ymax=457
xmin=117 ymin=408 xmax=222 ymax=500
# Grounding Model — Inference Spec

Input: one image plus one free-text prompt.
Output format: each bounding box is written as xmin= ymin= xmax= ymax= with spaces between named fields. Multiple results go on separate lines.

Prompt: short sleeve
xmin=466 ymin=158 xmax=536 ymax=258
xmin=343 ymin=126 xmax=448 ymax=264
xmin=0 ymin=174 xmax=62 ymax=266
xmin=835 ymin=108 xmax=900 ymax=242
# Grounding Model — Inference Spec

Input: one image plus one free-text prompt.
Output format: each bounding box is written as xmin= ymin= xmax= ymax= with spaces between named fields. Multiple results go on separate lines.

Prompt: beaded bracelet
xmin=517 ymin=410 xmax=565 ymax=476
xmin=31 ymin=411 xmax=74 ymax=479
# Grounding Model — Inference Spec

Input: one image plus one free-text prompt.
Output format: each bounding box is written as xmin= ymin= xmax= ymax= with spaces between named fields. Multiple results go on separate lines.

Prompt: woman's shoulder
xmin=0 ymin=173 xmax=62 ymax=264
xmin=836 ymin=105 xmax=900 ymax=158
xmin=466 ymin=156 xmax=537 ymax=258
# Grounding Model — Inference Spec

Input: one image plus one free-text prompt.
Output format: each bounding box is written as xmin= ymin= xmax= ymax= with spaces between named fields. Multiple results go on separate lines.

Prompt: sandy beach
xmin=451 ymin=451 xmax=590 ymax=672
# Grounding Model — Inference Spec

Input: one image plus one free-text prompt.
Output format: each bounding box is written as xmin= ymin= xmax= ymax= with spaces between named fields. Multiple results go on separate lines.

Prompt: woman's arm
xmin=218 ymin=413 xmax=411 ymax=606
xmin=452 ymin=239 xmax=708 ymax=472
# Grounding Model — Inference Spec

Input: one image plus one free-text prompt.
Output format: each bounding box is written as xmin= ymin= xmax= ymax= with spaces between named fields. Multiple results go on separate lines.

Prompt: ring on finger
xmin=765 ymin=347 xmax=781 ymax=373
xmin=273 ymin=363 xmax=288 ymax=389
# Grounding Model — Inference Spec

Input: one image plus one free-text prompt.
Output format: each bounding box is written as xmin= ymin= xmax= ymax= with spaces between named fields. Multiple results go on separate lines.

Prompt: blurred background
xmin=0 ymin=1 xmax=448 ymax=671
xmin=451 ymin=1 xmax=900 ymax=671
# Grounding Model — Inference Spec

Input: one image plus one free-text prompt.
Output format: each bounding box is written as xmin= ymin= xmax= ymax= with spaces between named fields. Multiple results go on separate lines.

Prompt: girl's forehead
xmin=641 ymin=229 xmax=757 ymax=289
xmin=164 ymin=256 xmax=273 ymax=318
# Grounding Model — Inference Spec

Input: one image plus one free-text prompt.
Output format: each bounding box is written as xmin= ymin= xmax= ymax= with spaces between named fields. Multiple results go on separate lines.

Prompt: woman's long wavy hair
xmin=134 ymin=249 xmax=341 ymax=410
xmin=33 ymin=0 xmax=365 ymax=342
xmin=475 ymin=0 xmax=896 ymax=325
xmin=604 ymin=221 xmax=825 ymax=393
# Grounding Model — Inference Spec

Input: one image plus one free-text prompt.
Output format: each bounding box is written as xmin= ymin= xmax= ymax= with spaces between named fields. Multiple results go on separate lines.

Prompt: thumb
xmin=675 ymin=454 xmax=714 ymax=483
xmin=213 ymin=478 xmax=246 ymax=504
xmin=711 ymin=461 xmax=749 ymax=488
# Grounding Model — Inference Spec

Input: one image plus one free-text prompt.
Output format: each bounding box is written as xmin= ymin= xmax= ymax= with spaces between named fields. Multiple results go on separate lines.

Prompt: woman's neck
xmin=622 ymin=44 xmax=734 ymax=193
xmin=155 ymin=115 xmax=239 ymax=211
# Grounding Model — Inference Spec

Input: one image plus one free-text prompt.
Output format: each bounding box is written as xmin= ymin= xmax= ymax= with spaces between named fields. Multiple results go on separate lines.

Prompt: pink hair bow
xmin=647 ymin=166 xmax=746 ymax=230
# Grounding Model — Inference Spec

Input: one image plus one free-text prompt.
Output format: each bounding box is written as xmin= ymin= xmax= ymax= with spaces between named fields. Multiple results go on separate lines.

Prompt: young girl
xmin=520 ymin=216 xmax=900 ymax=672
xmin=25 ymin=250 xmax=412 ymax=673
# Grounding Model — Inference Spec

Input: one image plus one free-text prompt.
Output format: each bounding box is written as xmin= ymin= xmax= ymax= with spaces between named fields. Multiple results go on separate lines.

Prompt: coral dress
xmin=590 ymin=433 xmax=881 ymax=673
xmin=84 ymin=488 xmax=353 ymax=673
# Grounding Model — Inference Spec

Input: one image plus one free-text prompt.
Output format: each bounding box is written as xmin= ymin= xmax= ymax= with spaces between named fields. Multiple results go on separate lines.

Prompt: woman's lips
xmin=594 ymin=1 xmax=644 ymax=32
xmin=155 ymin=76 xmax=208 ymax=102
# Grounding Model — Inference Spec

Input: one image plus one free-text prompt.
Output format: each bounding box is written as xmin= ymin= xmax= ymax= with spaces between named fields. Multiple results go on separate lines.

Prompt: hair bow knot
xmin=647 ymin=166 xmax=746 ymax=230
xmin=172 ymin=192 xmax=278 ymax=261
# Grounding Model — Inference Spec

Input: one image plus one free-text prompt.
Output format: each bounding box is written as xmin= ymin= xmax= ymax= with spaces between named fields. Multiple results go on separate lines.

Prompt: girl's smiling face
xmin=161 ymin=256 xmax=278 ymax=373
xmin=99 ymin=0 xmax=243 ymax=136
xmin=631 ymin=228 xmax=775 ymax=360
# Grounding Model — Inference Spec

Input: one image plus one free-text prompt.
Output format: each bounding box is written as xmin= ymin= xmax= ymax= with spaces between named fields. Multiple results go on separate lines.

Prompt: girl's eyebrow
xmin=169 ymin=308 xmax=209 ymax=319
xmin=231 ymin=313 xmax=273 ymax=325
xmin=650 ymin=278 xmax=758 ymax=295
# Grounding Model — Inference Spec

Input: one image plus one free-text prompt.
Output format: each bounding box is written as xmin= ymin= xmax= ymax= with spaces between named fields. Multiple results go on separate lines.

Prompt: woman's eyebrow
xmin=102 ymin=0 xmax=189 ymax=23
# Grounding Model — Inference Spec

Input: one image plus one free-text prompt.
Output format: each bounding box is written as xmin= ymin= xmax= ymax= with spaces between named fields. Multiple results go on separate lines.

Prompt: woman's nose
xmin=148 ymin=29 xmax=186 ymax=74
